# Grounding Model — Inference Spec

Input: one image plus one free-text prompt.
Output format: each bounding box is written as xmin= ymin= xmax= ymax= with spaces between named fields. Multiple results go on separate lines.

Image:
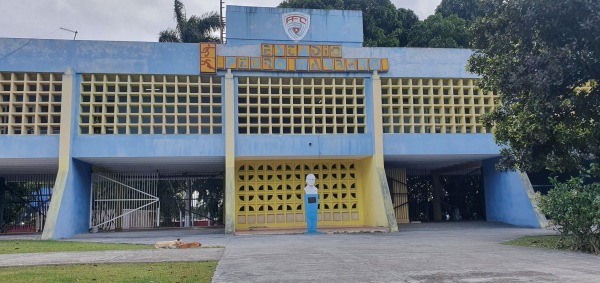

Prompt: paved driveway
xmin=213 ymin=222 xmax=600 ymax=282
xmin=1 ymin=222 xmax=599 ymax=282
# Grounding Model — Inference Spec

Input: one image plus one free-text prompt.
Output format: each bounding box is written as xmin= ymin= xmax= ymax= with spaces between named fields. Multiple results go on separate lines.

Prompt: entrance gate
xmin=439 ymin=168 xmax=485 ymax=221
xmin=157 ymin=172 xmax=224 ymax=228
xmin=0 ymin=174 xmax=55 ymax=233
xmin=91 ymin=173 xmax=159 ymax=231
xmin=91 ymin=172 xmax=224 ymax=231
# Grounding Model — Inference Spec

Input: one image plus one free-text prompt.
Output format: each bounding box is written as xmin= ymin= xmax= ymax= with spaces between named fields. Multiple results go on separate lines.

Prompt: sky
xmin=0 ymin=0 xmax=442 ymax=42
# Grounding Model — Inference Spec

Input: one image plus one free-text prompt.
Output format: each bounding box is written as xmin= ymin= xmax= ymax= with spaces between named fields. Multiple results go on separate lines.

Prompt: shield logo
xmin=282 ymin=12 xmax=310 ymax=41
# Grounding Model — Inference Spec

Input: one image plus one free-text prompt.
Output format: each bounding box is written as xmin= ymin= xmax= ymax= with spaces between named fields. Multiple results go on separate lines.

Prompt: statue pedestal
xmin=304 ymin=194 xmax=324 ymax=235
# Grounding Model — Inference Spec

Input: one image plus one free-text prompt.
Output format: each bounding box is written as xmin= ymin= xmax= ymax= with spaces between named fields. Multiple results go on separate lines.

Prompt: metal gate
xmin=439 ymin=168 xmax=485 ymax=221
xmin=0 ymin=174 xmax=55 ymax=233
xmin=91 ymin=173 xmax=159 ymax=231
xmin=157 ymin=172 xmax=224 ymax=228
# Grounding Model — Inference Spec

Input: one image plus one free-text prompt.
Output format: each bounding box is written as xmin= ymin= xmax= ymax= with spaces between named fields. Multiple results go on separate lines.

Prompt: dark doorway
xmin=406 ymin=168 xmax=486 ymax=222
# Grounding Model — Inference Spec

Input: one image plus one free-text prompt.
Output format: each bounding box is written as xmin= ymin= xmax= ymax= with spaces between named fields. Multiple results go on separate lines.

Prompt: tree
xmin=278 ymin=0 xmax=412 ymax=47
xmin=538 ymin=173 xmax=600 ymax=254
xmin=158 ymin=0 xmax=221 ymax=43
xmin=396 ymin=8 xmax=419 ymax=47
xmin=467 ymin=0 xmax=600 ymax=173
xmin=407 ymin=14 xmax=469 ymax=48
xmin=436 ymin=0 xmax=484 ymax=23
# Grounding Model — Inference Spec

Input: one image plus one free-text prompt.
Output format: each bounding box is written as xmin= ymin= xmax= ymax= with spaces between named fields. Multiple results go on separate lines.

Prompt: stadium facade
xmin=0 ymin=6 xmax=546 ymax=239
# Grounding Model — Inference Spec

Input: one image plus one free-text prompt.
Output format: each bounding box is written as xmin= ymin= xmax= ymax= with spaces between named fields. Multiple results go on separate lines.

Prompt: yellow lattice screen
xmin=236 ymin=160 xmax=363 ymax=229
xmin=79 ymin=74 xmax=222 ymax=134
xmin=237 ymin=77 xmax=366 ymax=134
xmin=0 ymin=73 xmax=63 ymax=135
xmin=381 ymin=78 xmax=498 ymax=134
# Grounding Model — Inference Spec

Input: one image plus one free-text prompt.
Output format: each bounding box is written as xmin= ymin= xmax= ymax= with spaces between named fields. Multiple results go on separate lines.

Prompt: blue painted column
xmin=42 ymin=68 xmax=94 ymax=239
xmin=483 ymin=157 xmax=544 ymax=228
xmin=304 ymin=194 xmax=320 ymax=234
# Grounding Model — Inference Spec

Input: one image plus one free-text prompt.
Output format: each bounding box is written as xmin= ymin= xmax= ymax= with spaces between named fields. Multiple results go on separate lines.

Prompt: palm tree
xmin=159 ymin=0 xmax=222 ymax=43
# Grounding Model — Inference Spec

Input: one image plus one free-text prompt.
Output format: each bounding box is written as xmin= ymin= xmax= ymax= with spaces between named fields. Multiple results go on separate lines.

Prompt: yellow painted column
xmin=224 ymin=69 xmax=236 ymax=234
xmin=369 ymin=71 xmax=398 ymax=232
xmin=41 ymin=67 xmax=74 ymax=240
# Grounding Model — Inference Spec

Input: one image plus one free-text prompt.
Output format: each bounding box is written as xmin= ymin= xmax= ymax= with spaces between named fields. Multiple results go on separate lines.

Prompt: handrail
xmin=394 ymin=201 xmax=409 ymax=210
xmin=387 ymin=176 xmax=408 ymax=186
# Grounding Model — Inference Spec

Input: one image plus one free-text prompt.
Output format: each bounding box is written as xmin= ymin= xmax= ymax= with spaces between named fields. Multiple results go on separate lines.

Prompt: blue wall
xmin=346 ymin=47 xmax=478 ymax=78
xmin=0 ymin=136 xmax=59 ymax=158
xmin=483 ymin=157 xmax=540 ymax=228
xmin=52 ymin=158 xmax=92 ymax=239
xmin=236 ymin=134 xmax=373 ymax=157
xmin=384 ymin=134 xmax=499 ymax=155
xmin=0 ymin=39 xmax=201 ymax=75
xmin=72 ymin=135 xmax=225 ymax=158
xmin=226 ymin=6 xmax=363 ymax=46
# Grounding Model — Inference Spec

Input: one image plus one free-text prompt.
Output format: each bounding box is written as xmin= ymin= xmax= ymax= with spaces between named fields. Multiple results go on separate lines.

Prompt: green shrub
xmin=538 ymin=175 xmax=600 ymax=254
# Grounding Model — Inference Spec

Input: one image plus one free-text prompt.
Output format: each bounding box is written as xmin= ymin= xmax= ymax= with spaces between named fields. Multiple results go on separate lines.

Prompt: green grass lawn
xmin=503 ymin=235 xmax=564 ymax=250
xmin=0 ymin=240 xmax=152 ymax=254
xmin=0 ymin=240 xmax=217 ymax=282
xmin=0 ymin=261 xmax=217 ymax=283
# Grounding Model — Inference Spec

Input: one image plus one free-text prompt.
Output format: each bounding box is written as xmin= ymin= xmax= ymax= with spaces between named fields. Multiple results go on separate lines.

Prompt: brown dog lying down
xmin=178 ymin=242 xmax=202 ymax=249
xmin=154 ymin=239 xmax=183 ymax=249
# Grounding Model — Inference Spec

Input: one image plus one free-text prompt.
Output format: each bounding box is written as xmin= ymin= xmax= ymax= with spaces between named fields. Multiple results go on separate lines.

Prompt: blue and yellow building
xmin=0 ymin=6 xmax=546 ymax=239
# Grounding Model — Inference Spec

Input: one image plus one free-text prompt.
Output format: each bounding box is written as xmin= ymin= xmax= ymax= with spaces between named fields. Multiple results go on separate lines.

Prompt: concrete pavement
xmin=1 ymin=222 xmax=599 ymax=282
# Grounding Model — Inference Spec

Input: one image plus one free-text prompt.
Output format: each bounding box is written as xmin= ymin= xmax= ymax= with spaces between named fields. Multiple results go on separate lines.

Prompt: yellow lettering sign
xmin=200 ymin=43 xmax=217 ymax=73
xmin=296 ymin=59 xmax=308 ymax=71
xmin=212 ymin=44 xmax=387 ymax=72
xmin=286 ymin=45 xmax=297 ymax=57
xmin=357 ymin=59 xmax=368 ymax=71
xmin=346 ymin=59 xmax=357 ymax=71
xmin=275 ymin=58 xmax=287 ymax=70
xmin=322 ymin=59 xmax=333 ymax=71
xmin=330 ymin=46 xmax=342 ymax=58
xmin=217 ymin=56 xmax=224 ymax=69
xmin=334 ymin=58 xmax=345 ymax=71
xmin=369 ymin=59 xmax=381 ymax=71
xmin=381 ymin=59 xmax=389 ymax=72
xmin=287 ymin=58 xmax=296 ymax=71
xmin=274 ymin=45 xmax=285 ymax=57
xmin=250 ymin=57 xmax=261 ymax=70
xmin=262 ymin=57 xmax=274 ymax=70
xmin=324 ymin=46 xmax=331 ymax=57
xmin=238 ymin=57 xmax=249 ymax=69
xmin=226 ymin=57 xmax=237 ymax=69
xmin=298 ymin=45 xmax=310 ymax=57
xmin=310 ymin=45 xmax=322 ymax=57
xmin=262 ymin=44 xmax=273 ymax=57
xmin=309 ymin=58 xmax=322 ymax=71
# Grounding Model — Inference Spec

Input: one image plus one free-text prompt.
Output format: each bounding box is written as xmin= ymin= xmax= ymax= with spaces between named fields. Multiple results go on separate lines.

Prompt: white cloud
xmin=393 ymin=0 xmax=442 ymax=19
